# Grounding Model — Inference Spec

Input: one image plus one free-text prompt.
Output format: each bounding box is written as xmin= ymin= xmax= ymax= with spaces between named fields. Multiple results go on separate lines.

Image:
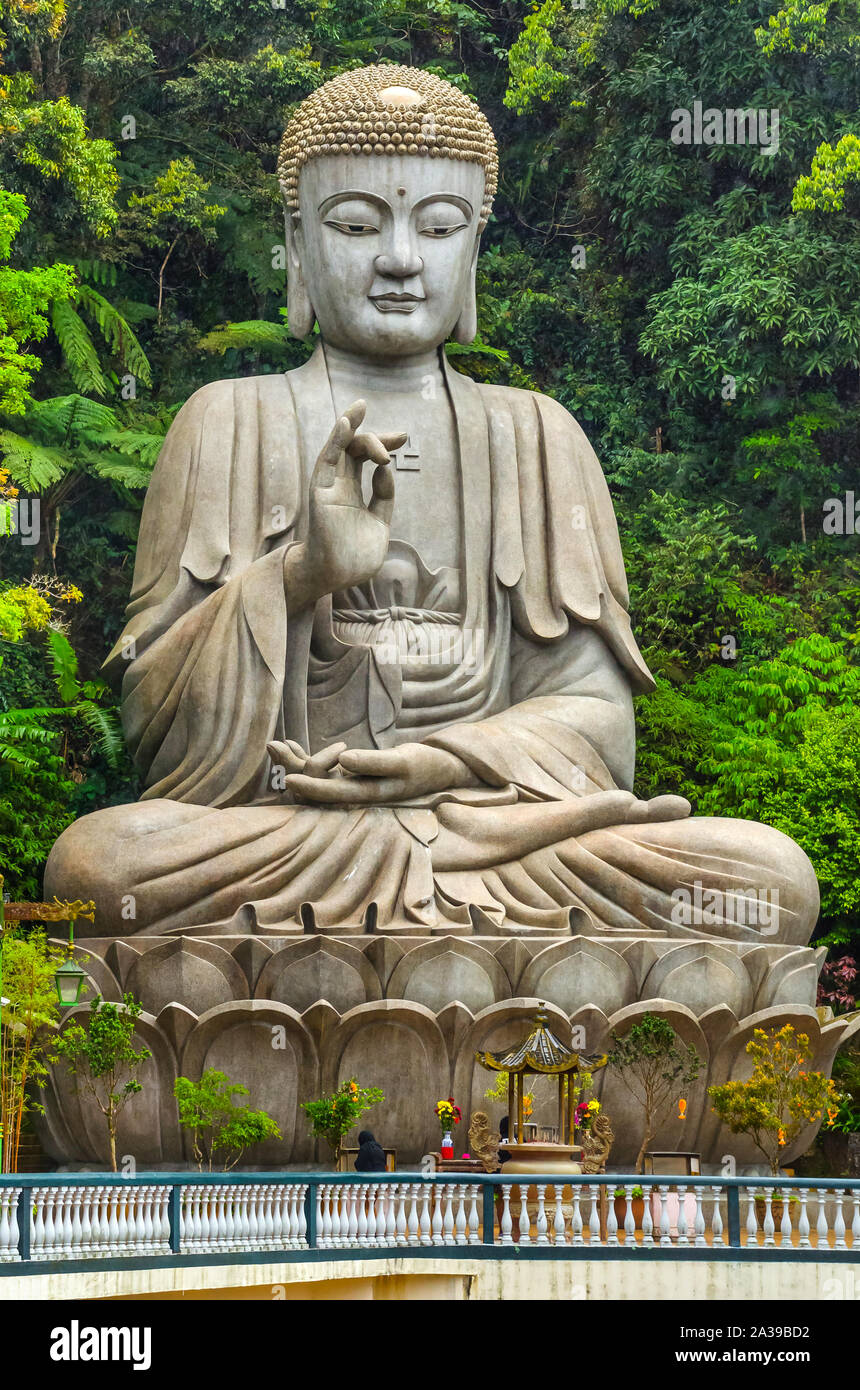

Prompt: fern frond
xmin=103 ymin=428 xmax=165 ymax=467
xmin=75 ymin=259 xmax=118 ymax=287
xmin=198 ymin=320 xmax=293 ymax=355
xmin=0 ymin=429 xmax=71 ymax=489
xmin=88 ymin=453 xmax=153 ymax=489
xmin=71 ymin=700 xmax=123 ymax=768
xmin=51 ymin=299 xmax=110 ymax=397
xmin=46 ymin=628 xmax=80 ymax=703
xmin=77 ymin=284 xmax=153 ymax=387
xmin=27 ymin=393 xmax=119 ymax=440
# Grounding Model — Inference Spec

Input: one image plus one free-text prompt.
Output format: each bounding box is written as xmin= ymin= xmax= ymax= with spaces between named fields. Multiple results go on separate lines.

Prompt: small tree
xmin=174 ymin=1069 xmax=281 ymax=1170
xmin=0 ymin=929 xmax=65 ymax=1172
xmin=301 ymin=1077 xmax=384 ymax=1164
xmin=55 ymin=993 xmax=151 ymax=1171
xmin=709 ymin=1025 xmax=840 ymax=1175
xmin=608 ymin=1013 xmax=702 ymax=1172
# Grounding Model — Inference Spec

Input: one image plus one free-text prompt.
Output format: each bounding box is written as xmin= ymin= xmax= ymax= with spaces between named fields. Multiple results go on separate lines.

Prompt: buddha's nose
xmin=374 ymin=242 xmax=424 ymax=279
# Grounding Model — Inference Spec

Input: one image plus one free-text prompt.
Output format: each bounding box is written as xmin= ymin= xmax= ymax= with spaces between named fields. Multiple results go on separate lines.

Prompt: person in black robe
xmin=355 ymin=1130 xmax=387 ymax=1172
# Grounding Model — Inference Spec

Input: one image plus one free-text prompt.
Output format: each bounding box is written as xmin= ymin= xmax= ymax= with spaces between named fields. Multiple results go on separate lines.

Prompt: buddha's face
xmin=291 ymin=154 xmax=484 ymax=360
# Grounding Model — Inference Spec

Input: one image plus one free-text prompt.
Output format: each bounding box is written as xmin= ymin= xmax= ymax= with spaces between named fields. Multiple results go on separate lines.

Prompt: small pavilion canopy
xmin=476 ymin=1004 xmax=608 ymax=1145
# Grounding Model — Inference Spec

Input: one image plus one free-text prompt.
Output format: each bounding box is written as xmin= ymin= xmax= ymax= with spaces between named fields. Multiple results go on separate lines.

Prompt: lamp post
xmin=0 ymin=874 xmax=91 ymax=1173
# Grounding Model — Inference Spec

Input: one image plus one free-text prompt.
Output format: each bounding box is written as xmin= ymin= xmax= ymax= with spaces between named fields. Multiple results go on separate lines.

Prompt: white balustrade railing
xmin=1 ymin=1177 xmax=858 ymax=1263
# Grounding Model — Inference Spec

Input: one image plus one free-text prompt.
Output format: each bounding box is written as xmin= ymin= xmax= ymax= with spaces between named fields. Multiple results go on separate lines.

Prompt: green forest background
xmin=0 ymin=0 xmax=858 ymax=987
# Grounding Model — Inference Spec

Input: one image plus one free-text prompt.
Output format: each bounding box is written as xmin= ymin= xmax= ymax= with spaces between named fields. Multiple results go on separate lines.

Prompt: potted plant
xmin=613 ymin=1185 xmax=645 ymax=1230
xmin=301 ymin=1077 xmax=384 ymax=1166
xmin=607 ymin=1013 xmax=702 ymax=1172
xmin=710 ymin=1025 xmax=841 ymax=1229
xmin=709 ymin=1025 xmax=840 ymax=1176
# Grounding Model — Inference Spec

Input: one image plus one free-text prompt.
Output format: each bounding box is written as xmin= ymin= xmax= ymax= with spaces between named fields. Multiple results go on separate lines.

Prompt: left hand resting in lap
xmin=268 ymin=741 xmax=476 ymax=805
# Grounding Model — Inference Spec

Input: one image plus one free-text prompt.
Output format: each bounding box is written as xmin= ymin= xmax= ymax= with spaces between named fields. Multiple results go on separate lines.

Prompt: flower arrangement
xmin=574 ymin=1098 xmax=601 ymax=1132
xmin=435 ymin=1095 xmax=462 ymax=1135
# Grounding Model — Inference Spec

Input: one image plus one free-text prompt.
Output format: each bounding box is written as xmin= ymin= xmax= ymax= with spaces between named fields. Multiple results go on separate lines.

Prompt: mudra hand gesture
xmin=284 ymin=399 xmax=406 ymax=611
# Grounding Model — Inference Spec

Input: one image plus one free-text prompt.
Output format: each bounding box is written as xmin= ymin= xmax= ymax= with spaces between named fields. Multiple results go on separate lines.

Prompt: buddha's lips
xmin=371 ymin=292 xmax=424 ymax=313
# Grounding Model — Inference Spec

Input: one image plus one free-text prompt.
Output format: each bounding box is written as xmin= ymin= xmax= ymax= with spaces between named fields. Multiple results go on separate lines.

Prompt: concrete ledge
xmin=4 ymin=1256 xmax=859 ymax=1301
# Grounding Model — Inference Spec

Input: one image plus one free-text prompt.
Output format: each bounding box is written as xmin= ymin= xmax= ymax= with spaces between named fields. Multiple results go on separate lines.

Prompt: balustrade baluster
xmin=454 ymin=1184 xmax=468 ymax=1247
xmin=498 ymin=1184 xmax=513 ymax=1246
xmin=641 ymin=1186 xmax=654 ymax=1247
xmin=588 ymin=1187 xmax=601 ymax=1245
xmin=658 ymin=1185 xmax=672 ymax=1248
xmin=761 ymin=1189 xmax=775 ymax=1248
xmin=516 ymin=1185 xmax=531 ymax=1246
xmin=797 ymin=1188 xmax=811 ymax=1248
xmin=69 ymin=1189 xmax=84 ymax=1258
xmin=710 ymin=1187 xmax=723 ymax=1248
xmin=355 ymin=1184 xmax=369 ymax=1251
xmin=0 ymin=1188 xmax=20 ymax=1262
xmin=833 ymin=1188 xmax=847 ymax=1250
xmin=623 ymin=1184 xmax=636 ymax=1244
xmin=468 ymin=1185 xmax=481 ymax=1246
xmin=442 ymin=1186 xmax=455 ymax=1246
xmin=58 ymin=1191 xmax=73 ymax=1257
xmin=395 ymin=1184 xmax=408 ymax=1247
xmin=744 ymin=1187 xmax=759 ymax=1247
xmin=319 ymin=1185 xmax=332 ymax=1249
xmin=431 ymin=1184 xmax=444 ymax=1246
xmin=419 ymin=1186 xmax=432 ymax=1245
xmin=247 ymin=1185 xmax=261 ymax=1251
xmin=693 ymin=1187 xmax=706 ymax=1247
xmin=676 ymin=1185 xmax=689 ymax=1247
xmin=534 ymin=1184 xmax=549 ymax=1247
xmin=606 ymin=1190 xmax=619 ymax=1247
xmin=297 ymin=1186 xmax=308 ymax=1247
xmin=815 ymin=1190 xmax=830 ymax=1249
xmin=32 ymin=1190 xmax=47 ymax=1258
xmin=850 ymin=1190 xmax=860 ymax=1249
xmin=267 ymin=1185 xmax=282 ymax=1250
xmin=43 ymin=1187 xmax=59 ymax=1258
xmin=552 ymin=1185 xmax=566 ymax=1246
xmin=407 ymin=1184 xmax=420 ymax=1245
xmin=384 ymin=1186 xmax=396 ymax=1247
xmin=569 ymin=1186 xmax=583 ymax=1247
xmin=780 ymin=1187 xmax=794 ymax=1247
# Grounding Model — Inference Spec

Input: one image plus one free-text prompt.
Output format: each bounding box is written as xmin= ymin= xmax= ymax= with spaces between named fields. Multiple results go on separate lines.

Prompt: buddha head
xmin=278 ymin=65 xmax=498 ymax=360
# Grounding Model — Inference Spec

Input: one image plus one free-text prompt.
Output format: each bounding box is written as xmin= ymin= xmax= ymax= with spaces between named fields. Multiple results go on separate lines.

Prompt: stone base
xmin=37 ymin=931 xmax=860 ymax=1170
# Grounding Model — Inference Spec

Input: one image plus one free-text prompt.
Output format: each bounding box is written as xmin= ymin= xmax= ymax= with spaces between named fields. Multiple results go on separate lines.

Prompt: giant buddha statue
xmin=45 ymin=65 xmax=819 ymax=946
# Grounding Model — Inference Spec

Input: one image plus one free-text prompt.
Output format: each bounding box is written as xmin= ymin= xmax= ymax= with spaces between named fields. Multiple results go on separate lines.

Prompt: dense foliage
xmin=0 ymin=0 xmax=858 ymax=958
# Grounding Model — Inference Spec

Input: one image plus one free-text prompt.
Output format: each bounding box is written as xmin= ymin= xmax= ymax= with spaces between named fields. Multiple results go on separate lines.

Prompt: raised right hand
xmin=284 ymin=400 xmax=406 ymax=612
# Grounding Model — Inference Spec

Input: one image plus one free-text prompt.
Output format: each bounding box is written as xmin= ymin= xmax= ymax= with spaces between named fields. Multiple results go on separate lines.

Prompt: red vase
xmin=441 ymin=1130 xmax=454 ymax=1159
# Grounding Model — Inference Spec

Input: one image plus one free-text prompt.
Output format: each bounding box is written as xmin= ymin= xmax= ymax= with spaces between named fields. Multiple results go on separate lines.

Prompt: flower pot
xmin=441 ymin=1131 xmax=454 ymax=1159
xmin=754 ymin=1195 xmax=790 ymax=1231
xmin=613 ymin=1196 xmax=645 ymax=1231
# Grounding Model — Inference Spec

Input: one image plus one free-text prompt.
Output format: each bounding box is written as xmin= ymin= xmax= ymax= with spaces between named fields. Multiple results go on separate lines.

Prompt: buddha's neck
xmin=323 ymin=342 xmax=444 ymax=394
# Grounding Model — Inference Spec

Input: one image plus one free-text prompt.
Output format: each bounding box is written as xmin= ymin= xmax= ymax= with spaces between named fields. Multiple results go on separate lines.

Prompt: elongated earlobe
xmin=284 ymin=206 xmax=315 ymax=339
xmin=452 ymin=246 xmax=479 ymax=344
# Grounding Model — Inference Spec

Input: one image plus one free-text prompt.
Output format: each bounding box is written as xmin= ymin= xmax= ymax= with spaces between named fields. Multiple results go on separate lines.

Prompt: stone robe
xmin=45 ymin=347 xmax=818 ymax=942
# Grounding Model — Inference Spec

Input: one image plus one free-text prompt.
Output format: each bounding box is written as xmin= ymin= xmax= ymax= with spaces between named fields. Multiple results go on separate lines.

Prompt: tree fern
xmin=50 ymin=299 xmax=110 ymax=397
xmin=27 ymin=393 xmax=119 ymax=440
xmin=0 ymin=429 xmax=71 ymax=488
xmin=77 ymin=284 xmax=153 ymax=386
xmin=71 ymin=699 xmax=123 ymax=768
xmin=198 ymin=318 xmax=293 ymax=355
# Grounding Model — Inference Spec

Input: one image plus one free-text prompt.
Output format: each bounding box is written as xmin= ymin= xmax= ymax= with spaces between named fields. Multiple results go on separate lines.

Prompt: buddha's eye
xmin=324 ymin=218 xmax=380 ymax=236
xmin=418 ymin=221 xmax=467 ymax=238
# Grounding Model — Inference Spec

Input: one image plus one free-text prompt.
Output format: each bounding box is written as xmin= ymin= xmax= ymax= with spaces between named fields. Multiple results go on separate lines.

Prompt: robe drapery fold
xmin=105 ymin=346 xmax=652 ymax=808
xmin=46 ymin=349 xmax=819 ymax=945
